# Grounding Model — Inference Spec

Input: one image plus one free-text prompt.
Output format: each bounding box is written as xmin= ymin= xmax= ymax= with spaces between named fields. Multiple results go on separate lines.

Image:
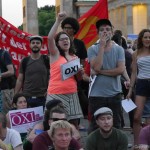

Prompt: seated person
xmin=0 ymin=112 xmax=23 ymax=150
xmin=139 ymin=125 xmax=150 ymax=150
xmin=86 ymin=107 xmax=128 ymax=150
xmin=6 ymin=93 xmax=27 ymax=142
xmin=32 ymin=107 xmax=83 ymax=150
xmin=6 ymin=93 xmax=27 ymax=128
xmin=48 ymin=120 xmax=78 ymax=150
xmin=27 ymin=100 xmax=80 ymax=143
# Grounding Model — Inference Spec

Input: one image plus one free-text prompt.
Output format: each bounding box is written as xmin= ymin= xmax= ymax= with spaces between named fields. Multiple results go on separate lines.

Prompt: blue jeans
xmin=26 ymin=96 xmax=46 ymax=109
xmin=88 ymin=93 xmax=122 ymax=133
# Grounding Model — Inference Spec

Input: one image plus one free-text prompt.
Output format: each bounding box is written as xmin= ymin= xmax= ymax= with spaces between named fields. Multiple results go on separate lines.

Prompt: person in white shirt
xmin=0 ymin=112 xmax=23 ymax=150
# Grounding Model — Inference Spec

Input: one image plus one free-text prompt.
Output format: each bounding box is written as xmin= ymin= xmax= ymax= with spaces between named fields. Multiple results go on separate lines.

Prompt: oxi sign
xmin=9 ymin=106 xmax=43 ymax=133
xmin=61 ymin=58 xmax=80 ymax=80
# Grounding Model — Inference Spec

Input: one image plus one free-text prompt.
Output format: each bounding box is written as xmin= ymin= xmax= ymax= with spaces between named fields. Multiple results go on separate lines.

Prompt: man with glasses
xmin=61 ymin=17 xmax=89 ymax=119
xmin=32 ymin=107 xmax=83 ymax=150
xmin=61 ymin=17 xmax=87 ymax=66
xmin=87 ymin=19 xmax=125 ymax=133
xmin=15 ymin=35 xmax=49 ymax=108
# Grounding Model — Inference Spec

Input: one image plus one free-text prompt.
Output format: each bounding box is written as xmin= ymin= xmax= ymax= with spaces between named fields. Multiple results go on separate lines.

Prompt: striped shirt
xmin=137 ymin=56 xmax=150 ymax=79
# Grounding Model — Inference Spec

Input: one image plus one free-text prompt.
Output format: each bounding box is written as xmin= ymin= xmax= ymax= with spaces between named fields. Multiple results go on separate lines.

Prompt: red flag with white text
xmin=0 ymin=17 xmax=48 ymax=74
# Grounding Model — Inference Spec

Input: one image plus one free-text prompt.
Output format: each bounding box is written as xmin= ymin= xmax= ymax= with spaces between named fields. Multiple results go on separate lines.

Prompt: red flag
xmin=75 ymin=0 xmax=108 ymax=48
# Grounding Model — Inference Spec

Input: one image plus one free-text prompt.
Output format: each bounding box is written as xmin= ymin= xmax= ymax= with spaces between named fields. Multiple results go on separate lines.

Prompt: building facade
xmin=108 ymin=0 xmax=150 ymax=36
xmin=20 ymin=0 xmax=150 ymax=36
xmin=57 ymin=0 xmax=150 ymax=37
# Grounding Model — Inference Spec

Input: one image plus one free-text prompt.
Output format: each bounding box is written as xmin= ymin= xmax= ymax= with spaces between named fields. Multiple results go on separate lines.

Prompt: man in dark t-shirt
xmin=15 ymin=35 xmax=49 ymax=108
xmin=86 ymin=107 xmax=128 ymax=150
xmin=0 ymin=50 xmax=14 ymax=114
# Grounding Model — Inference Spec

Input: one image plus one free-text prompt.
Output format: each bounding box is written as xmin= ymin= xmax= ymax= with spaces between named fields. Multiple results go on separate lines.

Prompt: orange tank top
xmin=47 ymin=56 xmax=77 ymax=94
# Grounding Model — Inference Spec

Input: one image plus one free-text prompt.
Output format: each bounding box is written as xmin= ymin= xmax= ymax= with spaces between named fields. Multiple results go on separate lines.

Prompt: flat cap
xmin=29 ymin=35 xmax=43 ymax=43
xmin=94 ymin=107 xmax=113 ymax=119
xmin=96 ymin=19 xmax=112 ymax=29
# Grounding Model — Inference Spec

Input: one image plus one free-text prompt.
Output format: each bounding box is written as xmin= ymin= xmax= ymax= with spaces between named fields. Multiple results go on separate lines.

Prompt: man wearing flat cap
xmin=86 ymin=107 xmax=128 ymax=150
xmin=87 ymin=19 xmax=125 ymax=133
xmin=15 ymin=35 xmax=49 ymax=108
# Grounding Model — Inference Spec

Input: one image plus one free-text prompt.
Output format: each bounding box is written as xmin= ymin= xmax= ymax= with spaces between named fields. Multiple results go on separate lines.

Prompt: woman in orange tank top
xmin=46 ymin=12 xmax=83 ymax=129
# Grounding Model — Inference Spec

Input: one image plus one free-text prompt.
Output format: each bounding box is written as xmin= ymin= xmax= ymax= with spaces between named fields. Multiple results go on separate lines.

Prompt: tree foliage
xmin=38 ymin=5 xmax=55 ymax=36
xmin=18 ymin=5 xmax=55 ymax=36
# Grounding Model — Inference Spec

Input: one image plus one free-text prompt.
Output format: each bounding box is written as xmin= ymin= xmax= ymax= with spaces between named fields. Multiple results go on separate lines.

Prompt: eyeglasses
xmin=50 ymin=118 xmax=67 ymax=121
xmin=31 ymin=41 xmax=41 ymax=45
xmin=63 ymin=27 xmax=73 ymax=30
xmin=59 ymin=37 xmax=69 ymax=41
xmin=99 ymin=27 xmax=112 ymax=32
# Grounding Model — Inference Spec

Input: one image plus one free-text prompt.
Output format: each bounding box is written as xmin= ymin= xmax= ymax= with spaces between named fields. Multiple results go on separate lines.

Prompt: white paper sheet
xmin=122 ymin=99 xmax=137 ymax=113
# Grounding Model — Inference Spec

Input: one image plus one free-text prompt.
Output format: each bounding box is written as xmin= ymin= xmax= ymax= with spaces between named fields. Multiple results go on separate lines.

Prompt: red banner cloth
xmin=0 ymin=17 xmax=48 ymax=74
xmin=75 ymin=0 xmax=108 ymax=48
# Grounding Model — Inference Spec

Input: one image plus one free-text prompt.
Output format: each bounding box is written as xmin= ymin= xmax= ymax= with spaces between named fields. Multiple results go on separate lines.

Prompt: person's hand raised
xmin=57 ymin=12 xmax=67 ymax=22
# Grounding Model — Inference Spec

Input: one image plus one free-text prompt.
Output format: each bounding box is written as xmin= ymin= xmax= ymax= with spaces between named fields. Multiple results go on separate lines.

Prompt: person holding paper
xmin=126 ymin=29 xmax=150 ymax=148
xmin=46 ymin=12 xmax=83 ymax=129
xmin=6 ymin=93 xmax=28 ymax=143
xmin=87 ymin=19 xmax=125 ymax=133
xmin=6 ymin=93 xmax=27 ymax=128
xmin=61 ymin=17 xmax=89 ymax=119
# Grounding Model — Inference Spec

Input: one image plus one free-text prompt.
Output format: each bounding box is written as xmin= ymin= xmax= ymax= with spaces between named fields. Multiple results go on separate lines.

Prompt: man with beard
xmin=86 ymin=107 xmax=128 ymax=150
xmin=15 ymin=36 xmax=49 ymax=108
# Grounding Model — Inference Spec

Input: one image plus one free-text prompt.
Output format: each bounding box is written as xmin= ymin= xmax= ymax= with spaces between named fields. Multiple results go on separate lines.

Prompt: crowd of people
xmin=0 ymin=11 xmax=150 ymax=150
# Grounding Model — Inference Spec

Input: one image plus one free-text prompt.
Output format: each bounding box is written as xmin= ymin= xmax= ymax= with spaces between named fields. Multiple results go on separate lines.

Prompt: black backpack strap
xmin=41 ymin=55 xmax=50 ymax=87
xmin=22 ymin=56 xmax=30 ymax=75
xmin=1 ymin=50 xmax=6 ymax=67
xmin=21 ymin=56 xmax=30 ymax=83
xmin=1 ymin=50 xmax=5 ymax=60
xmin=1 ymin=50 xmax=12 ymax=70
xmin=41 ymin=55 xmax=50 ymax=70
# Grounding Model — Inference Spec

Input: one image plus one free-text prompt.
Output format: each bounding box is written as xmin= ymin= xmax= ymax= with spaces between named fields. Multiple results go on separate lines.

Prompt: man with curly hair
xmin=61 ymin=17 xmax=87 ymax=66
xmin=61 ymin=17 xmax=89 ymax=119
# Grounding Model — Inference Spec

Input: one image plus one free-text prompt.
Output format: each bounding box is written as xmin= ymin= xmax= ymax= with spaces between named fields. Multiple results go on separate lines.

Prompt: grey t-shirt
xmin=20 ymin=56 xmax=48 ymax=97
xmin=88 ymin=43 xmax=125 ymax=97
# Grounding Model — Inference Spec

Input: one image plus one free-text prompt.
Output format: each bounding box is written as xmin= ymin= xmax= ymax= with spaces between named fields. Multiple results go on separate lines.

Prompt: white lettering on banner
xmin=0 ymin=17 xmax=49 ymax=73
xmin=2 ymin=46 xmax=10 ymax=52
xmin=11 ymin=52 xmax=25 ymax=62
xmin=9 ymin=106 xmax=43 ymax=133
xmin=10 ymin=37 xmax=27 ymax=50
xmin=11 ymin=114 xmax=22 ymax=126
xmin=0 ymin=31 xmax=7 ymax=43
xmin=41 ymin=44 xmax=48 ymax=51
xmin=61 ymin=58 xmax=80 ymax=80
xmin=0 ymin=33 xmax=7 ymax=43
xmin=0 ymin=22 xmax=28 ymax=40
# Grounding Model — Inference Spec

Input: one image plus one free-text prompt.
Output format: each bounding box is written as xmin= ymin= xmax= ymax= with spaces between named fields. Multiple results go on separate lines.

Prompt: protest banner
xmin=0 ymin=17 xmax=48 ymax=74
xmin=9 ymin=106 xmax=43 ymax=133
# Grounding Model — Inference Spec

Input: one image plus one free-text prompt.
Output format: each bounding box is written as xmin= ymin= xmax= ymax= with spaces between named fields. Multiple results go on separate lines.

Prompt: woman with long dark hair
xmin=46 ymin=12 xmax=83 ymax=129
xmin=127 ymin=29 xmax=150 ymax=148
